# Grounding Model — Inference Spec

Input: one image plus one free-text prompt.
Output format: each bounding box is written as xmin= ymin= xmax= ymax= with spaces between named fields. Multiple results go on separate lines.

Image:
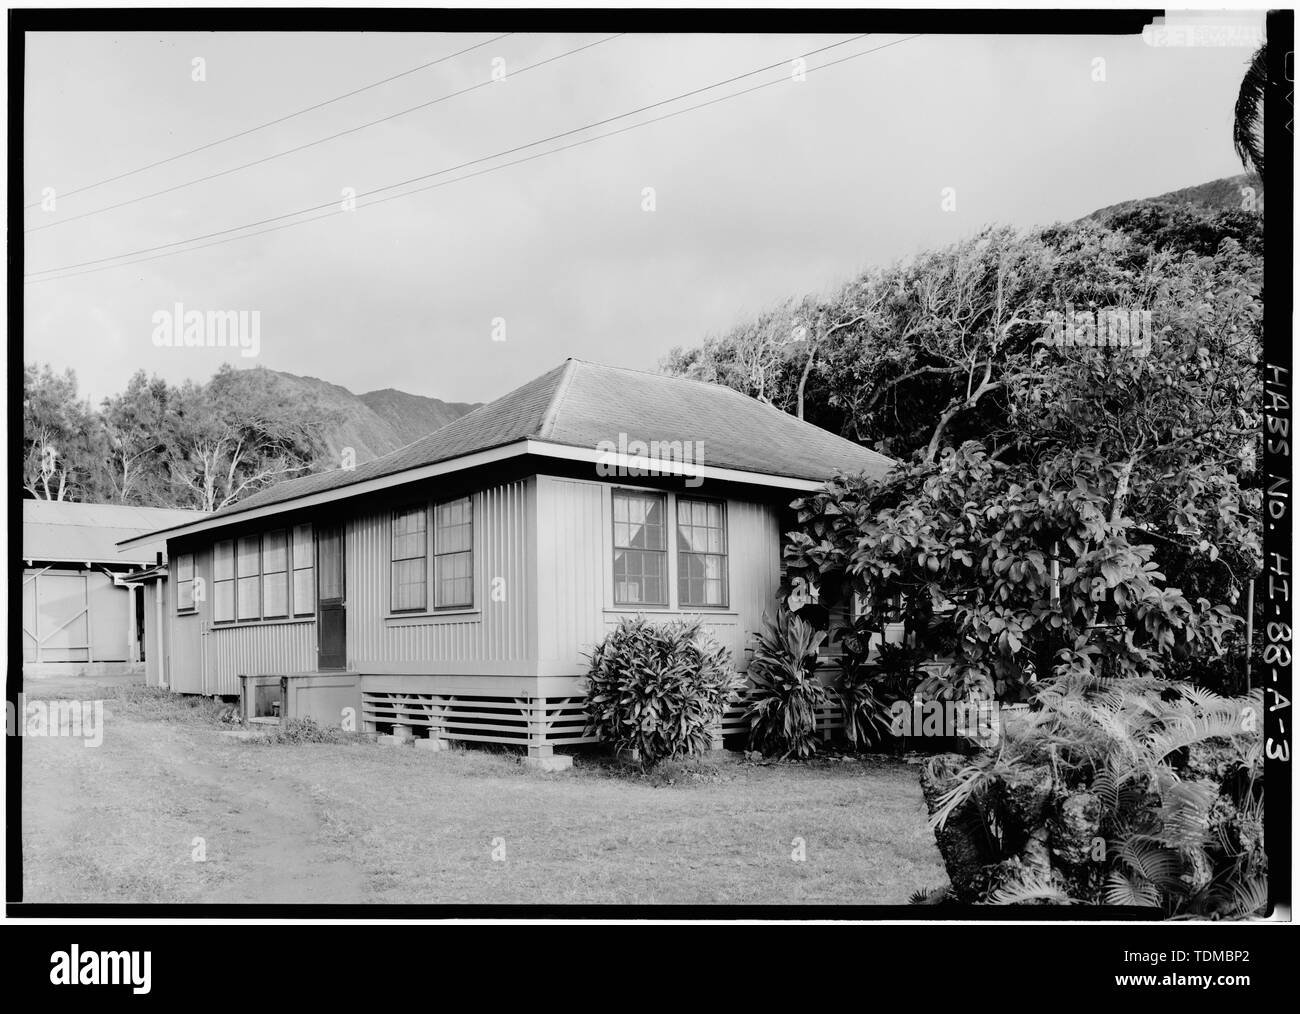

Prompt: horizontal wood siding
xmin=536 ymin=476 xmax=782 ymax=676
xmin=349 ymin=478 xmax=534 ymax=673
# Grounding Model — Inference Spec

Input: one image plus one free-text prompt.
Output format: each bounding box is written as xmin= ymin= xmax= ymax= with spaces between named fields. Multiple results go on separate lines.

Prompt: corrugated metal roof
xmin=209 ymin=359 xmax=895 ymax=521
xmin=22 ymin=500 xmax=207 ymax=565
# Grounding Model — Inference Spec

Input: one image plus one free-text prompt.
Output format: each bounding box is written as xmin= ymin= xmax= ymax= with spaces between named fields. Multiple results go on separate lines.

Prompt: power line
xmin=26 ymin=33 xmax=622 ymax=234
xmin=27 ymin=34 xmax=868 ymax=275
xmin=22 ymin=32 xmax=513 ymax=211
xmin=26 ymin=35 xmax=920 ymax=285
xmin=26 ymin=35 xmax=912 ymax=284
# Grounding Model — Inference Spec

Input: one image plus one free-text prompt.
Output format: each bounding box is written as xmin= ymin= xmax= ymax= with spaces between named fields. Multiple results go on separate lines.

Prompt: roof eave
xmin=116 ymin=437 xmax=872 ymax=547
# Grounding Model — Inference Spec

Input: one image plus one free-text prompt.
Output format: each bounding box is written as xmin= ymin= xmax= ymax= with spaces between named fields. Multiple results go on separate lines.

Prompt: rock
xmin=996 ymin=763 xmax=1054 ymax=848
xmin=919 ymin=754 xmax=990 ymax=904
xmin=1182 ymin=738 xmax=1239 ymax=783
xmin=1050 ymin=791 xmax=1102 ymax=867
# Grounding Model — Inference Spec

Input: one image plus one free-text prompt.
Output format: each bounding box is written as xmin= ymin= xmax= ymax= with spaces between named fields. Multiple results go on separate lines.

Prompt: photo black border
xmin=6 ymin=6 xmax=1291 ymax=929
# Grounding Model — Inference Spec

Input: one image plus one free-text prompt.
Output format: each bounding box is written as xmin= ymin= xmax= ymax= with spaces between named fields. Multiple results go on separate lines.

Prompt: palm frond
xmin=1233 ymin=44 xmax=1267 ymax=178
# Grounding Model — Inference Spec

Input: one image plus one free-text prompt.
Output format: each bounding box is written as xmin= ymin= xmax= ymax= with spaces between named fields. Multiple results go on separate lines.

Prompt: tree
xmin=1233 ymin=43 xmax=1266 ymax=179
xmin=784 ymin=444 xmax=1244 ymax=704
xmin=22 ymin=364 xmax=105 ymax=501
xmin=662 ymin=202 xmax=1262 ymax=472
xmin=100 ymin=371 xmax=175 ymax=505
xmin=162 ymin=365 xmax=335 ymax=512
xmin=781 ymin=218 xmax=1261 ymax=700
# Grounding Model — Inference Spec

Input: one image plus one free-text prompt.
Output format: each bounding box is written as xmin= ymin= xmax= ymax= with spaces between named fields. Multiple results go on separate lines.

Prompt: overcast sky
xmin=23 ymin=24 xmax=1264 ymax=407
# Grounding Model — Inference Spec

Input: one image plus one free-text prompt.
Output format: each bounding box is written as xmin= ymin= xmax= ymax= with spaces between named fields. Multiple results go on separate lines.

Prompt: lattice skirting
xmin=362 ymin=688 xmax=847 ymax=755
xmin=721 ymin=695 xmax=845 ymax=741
xmin=362 ymin=691 xmax=595 ymax=754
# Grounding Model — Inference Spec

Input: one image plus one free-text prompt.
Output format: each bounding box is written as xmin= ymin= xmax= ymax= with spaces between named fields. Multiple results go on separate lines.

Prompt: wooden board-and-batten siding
xmin=533 ymin=475 xmax=783 ymax=679
xmin=350 ymin=477 xmax=534 ymax=674
xmin=167 ymin=478 xmax=535 ymax=696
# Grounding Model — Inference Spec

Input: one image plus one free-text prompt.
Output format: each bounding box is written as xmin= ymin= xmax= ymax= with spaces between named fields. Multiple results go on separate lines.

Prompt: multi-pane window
xmin=210 ymin=526 xmax=314 ymax=623
xmin=677 ymin=498 xmax=728 ymax=607
xmin=176 ymin=553 xmax=195 ymax=611
xmin=391 ymin=507 xmax=428 ymax=612
xmin=214 ymin=541 xmax=235 ymax=622
xmin=292 ymin=524 xmax=315 ymax=616
xmin=262 ymin=529 xmax=289 ymax=618
xmin=434 ymin=497 xmax=473 ymax=608
xmin=236 ymin=536 xmax=261 ymax=620
xmin=389 ymin=499 xmax=475 ymax=613
xmin=612 ymin=490 xmax=668 ymax=605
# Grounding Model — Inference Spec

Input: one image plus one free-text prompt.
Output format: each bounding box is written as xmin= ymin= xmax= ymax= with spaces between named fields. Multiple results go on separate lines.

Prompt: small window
xmin=176 ymin=553 xmax=195 ymax=612
xmin=292 ymin=524 xmax=314 ymax=616
xmin=434 ymin=497 xmax=473 ymax=608
xmin=391 ymin=507 xmax=427 ymax=612
xmin=612 ymin=490 xmax=667 ymax=606
xmin=236 ymin=536 xmax=261 ymax=620
xmin=262 ymin=530 xmax=289 ymax=618
xmin=213 ymin=541 xmax=235 ymax=622
xmin=677 ymin=498 xmax=728 ymax=608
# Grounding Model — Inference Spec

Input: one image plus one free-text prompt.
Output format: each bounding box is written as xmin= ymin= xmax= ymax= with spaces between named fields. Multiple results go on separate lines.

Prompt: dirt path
xmin=21 ymin=676 xmax=365 ymax=904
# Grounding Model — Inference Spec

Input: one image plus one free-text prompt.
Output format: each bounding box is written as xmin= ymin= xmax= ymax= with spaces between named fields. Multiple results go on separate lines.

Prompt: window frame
xmin=175 ymin=553 xmax=196 ymax=613
xmin=611 ymin=489 xmax=670 ymax=608
xmin=260 ymin=529 xmax=290 ymax=620
xmin=235 ymin=535 xmax=262 ymax=621
xmin=433 ymin=496 xmax=474 ymax=610
xmin=675 ymin=496 xmax=729 ymax=609
xmin=390 ymin=505 xmax=429 ymax=614
xmin=211 ymin=526 xmax=313 ymax=625
xmin=291 ymin=524 xmax=315 ymax=618
xmin=213 ymin=540 xmax=235 ymax=623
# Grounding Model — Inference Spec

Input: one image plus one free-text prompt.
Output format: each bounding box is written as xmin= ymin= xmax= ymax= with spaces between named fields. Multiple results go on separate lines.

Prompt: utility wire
xmin=22 ymin=33 xmax=513 ymax=210
xmin=26 ymin=34 xmax=621 ymax=234
xmin=27 ymin=34 xmax=868 ymax=275
xmin=26 ymin=35 xmax=920 ymax=284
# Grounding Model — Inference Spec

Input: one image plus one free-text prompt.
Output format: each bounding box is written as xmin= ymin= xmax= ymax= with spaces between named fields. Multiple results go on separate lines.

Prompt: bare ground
xmin=20 ymin=674 xmax=945 ymax=906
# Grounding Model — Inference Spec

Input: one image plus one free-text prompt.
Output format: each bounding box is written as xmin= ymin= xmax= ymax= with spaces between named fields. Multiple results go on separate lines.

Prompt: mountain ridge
xmin=255 ymin=368 xmax=480 ymax=465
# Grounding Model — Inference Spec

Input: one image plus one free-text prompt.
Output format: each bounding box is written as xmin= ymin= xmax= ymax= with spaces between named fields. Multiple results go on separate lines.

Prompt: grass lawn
xmin=20 ymin=676 xmax=946 ymax=906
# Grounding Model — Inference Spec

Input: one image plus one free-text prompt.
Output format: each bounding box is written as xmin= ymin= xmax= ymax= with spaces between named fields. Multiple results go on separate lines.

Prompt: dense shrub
xmin=918 ymin=674 xmax=1264 ymax=915
xmin=584 ymin=616 xmax=736 ymax=768
xmin=745 ymin=609 xmax=831 ymax=759
xmin=832 ymin=626 xmax=894 ymax=750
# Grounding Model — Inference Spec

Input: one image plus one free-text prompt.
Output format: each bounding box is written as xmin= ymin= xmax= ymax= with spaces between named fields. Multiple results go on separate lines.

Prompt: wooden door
xmin=316 ymin=524 xmax=346 ymax=670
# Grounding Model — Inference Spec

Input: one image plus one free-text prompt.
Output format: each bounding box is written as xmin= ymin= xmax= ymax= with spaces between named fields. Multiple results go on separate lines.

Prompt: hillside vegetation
xmin=22 ymin=363 xmax=478 ymax=510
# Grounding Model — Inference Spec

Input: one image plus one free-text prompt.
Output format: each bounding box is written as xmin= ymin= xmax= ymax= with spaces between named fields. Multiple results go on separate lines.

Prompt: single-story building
xmin=22 ymin=500 xmax=206 ymax=682
xmin=121 ymin=359 xmax=894 ymax=766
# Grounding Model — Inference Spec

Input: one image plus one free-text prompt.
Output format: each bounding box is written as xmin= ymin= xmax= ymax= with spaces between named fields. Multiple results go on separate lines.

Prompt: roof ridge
xmin=572 ymin=356 xmax=801 ymax=407
xmin=535 ymin=358 xmax=580 ymax=439
xmin=574 ymin=358 xmax=888 ymax=452
xmin=328 ymin=361 xmax=573 ymax=473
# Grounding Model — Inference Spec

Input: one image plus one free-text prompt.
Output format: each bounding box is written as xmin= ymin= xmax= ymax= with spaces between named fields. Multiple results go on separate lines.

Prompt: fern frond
xmin=988 ymin=873 xmax=1073 ymax=905
xmin=908 ymin=885 xmax=951 ymax=905
xmin=1114 ymin=835 xmax=1183 ymax=891
xmin=1104 ymin=871 xmax=1161 ymax=907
